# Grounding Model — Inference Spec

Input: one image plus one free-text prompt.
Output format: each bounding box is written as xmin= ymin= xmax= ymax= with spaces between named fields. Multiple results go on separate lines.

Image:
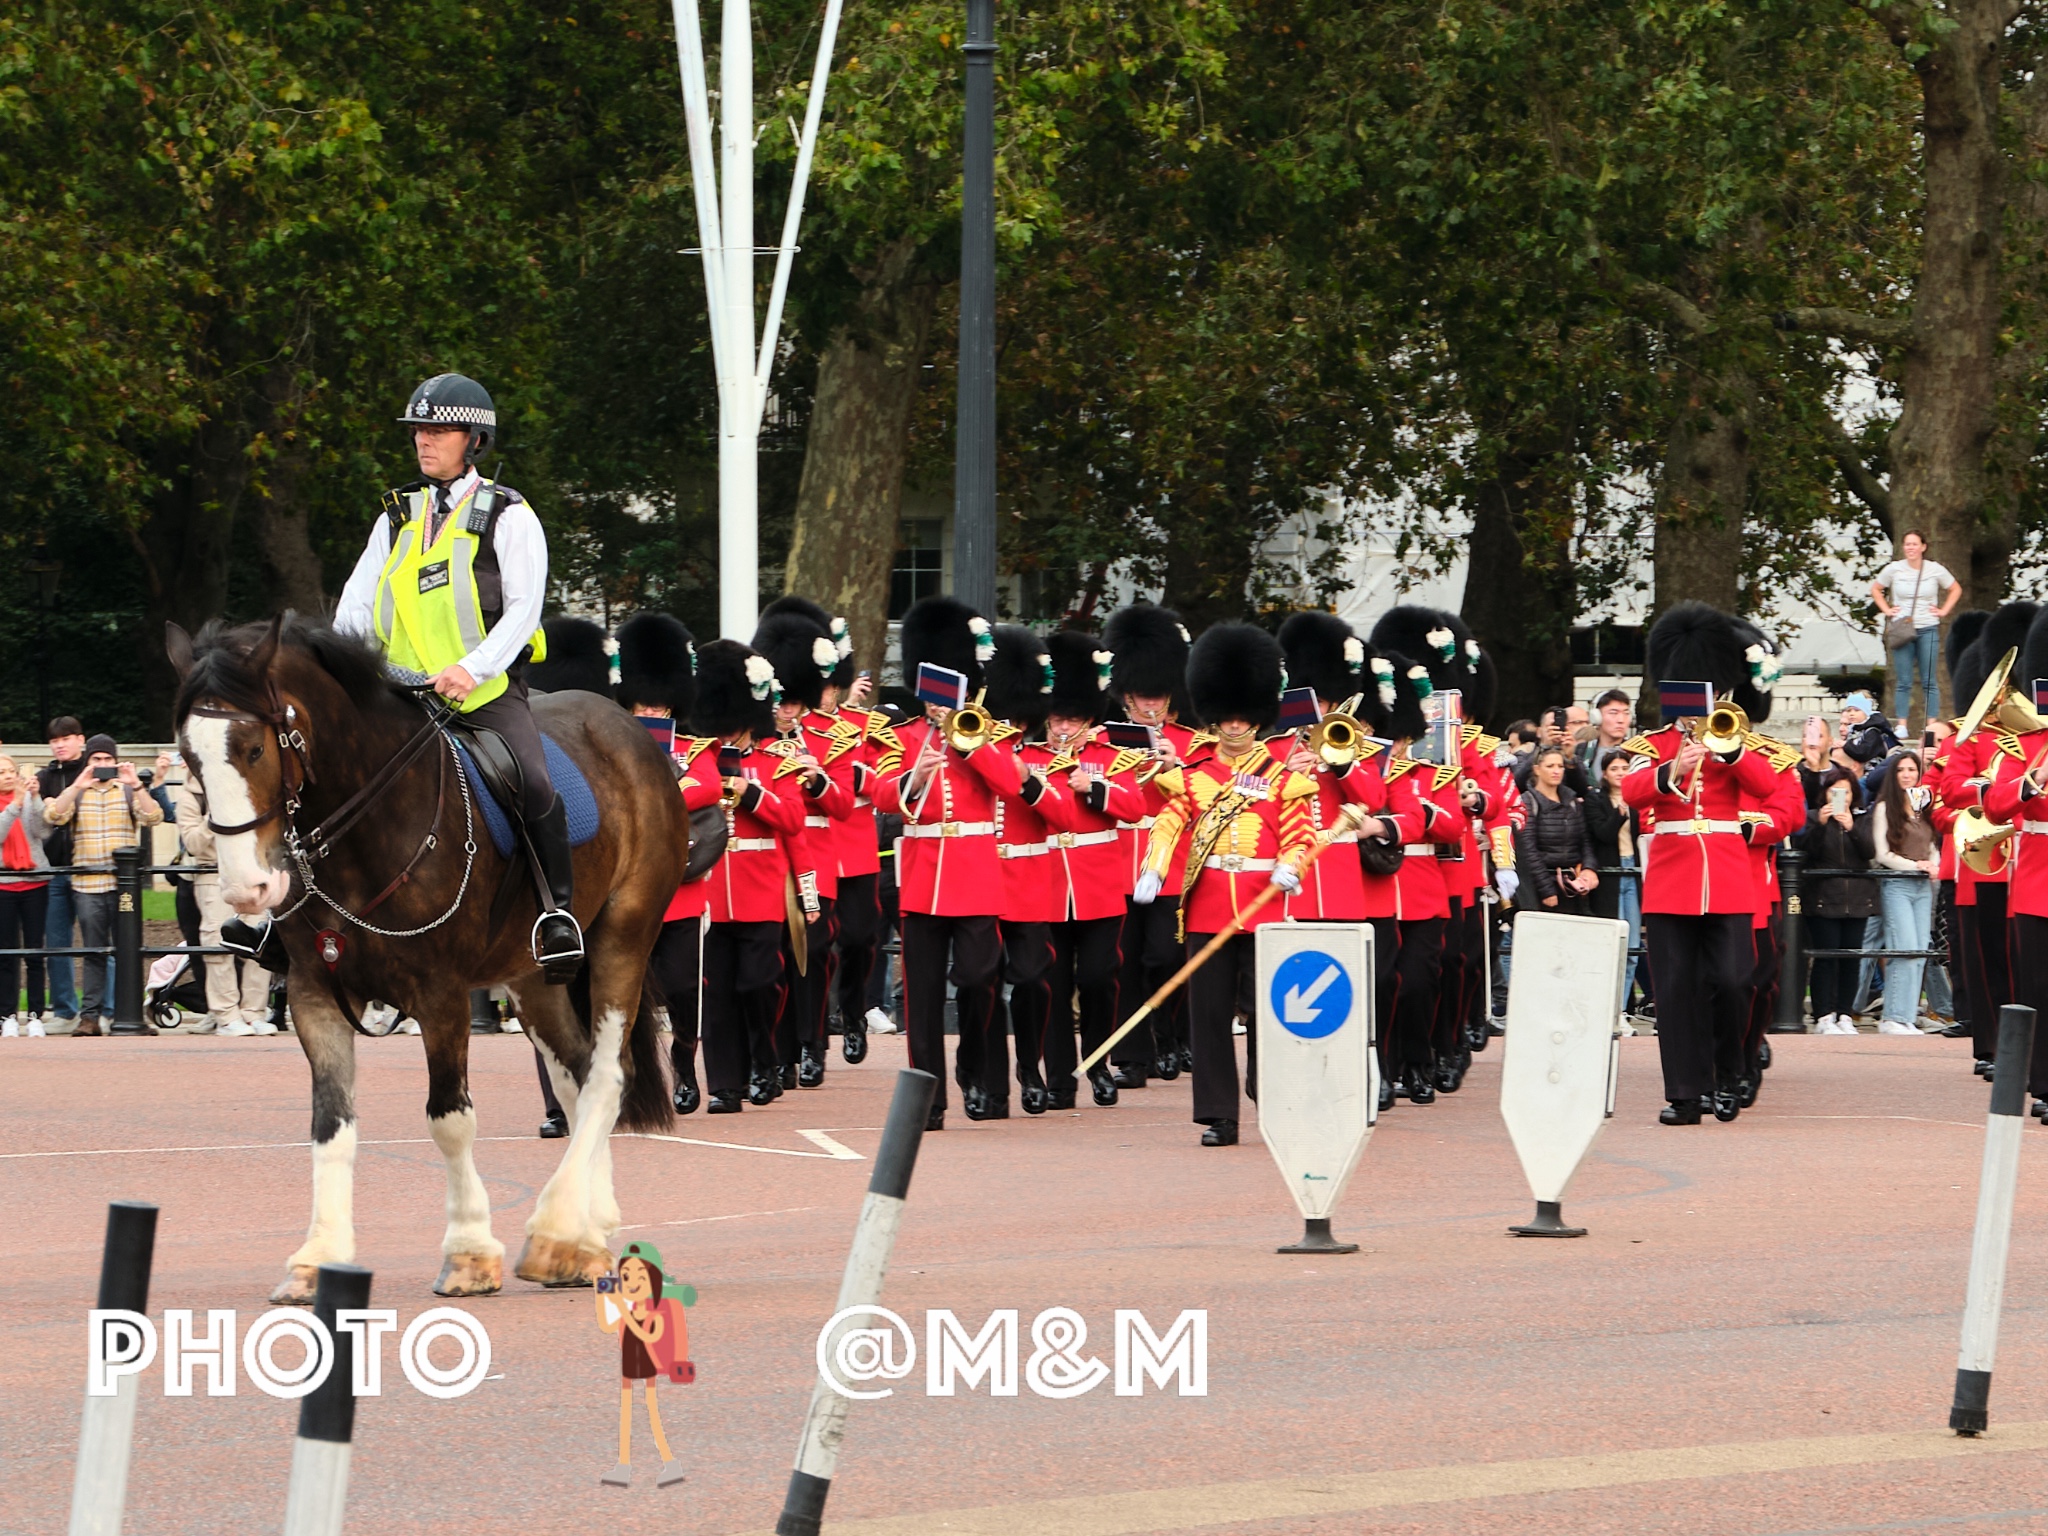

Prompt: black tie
xmin=430 ymin=485 xmax=451 ymax=544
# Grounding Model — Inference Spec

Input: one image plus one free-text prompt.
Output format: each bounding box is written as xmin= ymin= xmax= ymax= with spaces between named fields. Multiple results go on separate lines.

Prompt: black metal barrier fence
xmin=0 ymin=846 xmax=232 ymax=1035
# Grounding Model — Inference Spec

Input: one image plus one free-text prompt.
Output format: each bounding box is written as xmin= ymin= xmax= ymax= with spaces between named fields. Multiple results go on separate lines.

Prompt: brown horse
xmin=168 ymin=616 xmax=684 ymax=1303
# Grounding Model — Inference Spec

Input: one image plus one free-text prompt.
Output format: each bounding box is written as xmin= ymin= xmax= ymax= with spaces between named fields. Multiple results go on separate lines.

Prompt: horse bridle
xmin=188 ymin=691 xmax=315 ymax=836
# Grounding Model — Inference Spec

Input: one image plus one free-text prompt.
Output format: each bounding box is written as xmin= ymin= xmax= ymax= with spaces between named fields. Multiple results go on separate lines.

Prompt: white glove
xmin=1495 ymin=869 xmax=1519 ymax=904
xmin=1133 ymin=870 xmax=1163 ymax=905
xmin=1269 ymin=864 xmax=1301 ymax=896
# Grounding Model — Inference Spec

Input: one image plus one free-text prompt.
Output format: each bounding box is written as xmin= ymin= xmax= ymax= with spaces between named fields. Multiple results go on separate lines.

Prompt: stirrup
xmin=533 ymin=910 xmax=585 ymax=983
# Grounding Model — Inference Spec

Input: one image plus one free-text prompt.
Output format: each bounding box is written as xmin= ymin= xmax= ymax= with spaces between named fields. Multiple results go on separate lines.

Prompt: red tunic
xmin=1279 ymin=745 xmax=1385 ymax=922
xmin=662 ymin=736 xmax=728 ymax=923
xmin=1737 ymin=737 xmax=1806 ymax=928
xmin=1118 ymin=722 xmax=1217 ymax=897
xmin=1619 ymin=724 xmax=1781 ymax=916
xmin=765 ymin=715 xmax=856 ymax=902
xmin=829 ymin=706 xmax=897 ymax=880
xmin=1036 ymin=733 xmax=1150 ymax=922
xmin=1977 ymin=729 xmax=2048 ymax=918
xmin=1141 ymin=742 xmax=1318 ymax=935
xmin=708 ymin=743 xmax=808 ymax=925
xmin=872 ymin=717 xmax=1028 ymax=918
xmin=992 ymin=736 xmax=1068 ymax=925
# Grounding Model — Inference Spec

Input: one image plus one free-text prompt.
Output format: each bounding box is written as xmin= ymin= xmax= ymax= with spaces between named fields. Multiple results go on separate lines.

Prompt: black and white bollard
xmin=69 ymin=1201 xmax=158 ymax=1536
xmin=282 ymin=1264 xmax=373 ymax=1536
xmin=1950 ymin=1004 xmax=2036 ymax=1435
xmin=775 ymin=1069 xmax=937 ymax=1536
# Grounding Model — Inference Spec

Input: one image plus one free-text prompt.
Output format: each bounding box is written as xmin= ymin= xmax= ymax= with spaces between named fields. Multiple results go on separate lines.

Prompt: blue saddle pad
xmin=449 ymin=733 xmax=600 ymax=858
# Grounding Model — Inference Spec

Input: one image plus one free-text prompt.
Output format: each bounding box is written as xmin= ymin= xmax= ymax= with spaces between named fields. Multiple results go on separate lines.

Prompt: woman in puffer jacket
xmin=1513 ymin=746 xmax=1600 ymax=916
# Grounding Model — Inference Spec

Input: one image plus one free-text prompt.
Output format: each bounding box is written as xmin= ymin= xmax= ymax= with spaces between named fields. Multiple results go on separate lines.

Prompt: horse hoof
xmin=270 ymin=1265 xmax=320 ymax=1307
xmin=515 ymin=1234 xmax=611 ymax=1288
xmin=435 ymin=1251 xmax=504 ymax=1297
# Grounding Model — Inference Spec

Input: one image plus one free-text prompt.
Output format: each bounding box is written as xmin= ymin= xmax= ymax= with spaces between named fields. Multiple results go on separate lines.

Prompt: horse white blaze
xmin=184 ymin=716 xmax=291 ymax=913
xmin=288 ymin=1121 xmax=358 ymax=1268
xmin=428 ymin=1109 xmax=503 ymax=1260
xmin=528 ymin=1007 xmax=626 ymax=1249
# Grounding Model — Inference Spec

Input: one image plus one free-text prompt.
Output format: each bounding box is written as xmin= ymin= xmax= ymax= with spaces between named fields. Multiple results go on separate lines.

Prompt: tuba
xmin=1956 ymin=647 xmax=2046 ymax=739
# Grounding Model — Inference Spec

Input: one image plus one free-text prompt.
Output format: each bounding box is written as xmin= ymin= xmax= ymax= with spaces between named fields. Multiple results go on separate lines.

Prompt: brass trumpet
xmin=1956 ymin=806 xmax=2015 ymax=877
xmin=1684 ymin=700 xmax=1749 ymax=793
xmin=944 ymin=698 xmax=992 ymax=753
xmin=1306 ymin=712 xmax=1363 ymax=767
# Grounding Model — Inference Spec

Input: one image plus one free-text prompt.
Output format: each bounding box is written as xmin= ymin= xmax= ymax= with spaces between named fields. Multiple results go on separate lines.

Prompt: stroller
xmin=144 ymin=953 xmax=212 ymax=1030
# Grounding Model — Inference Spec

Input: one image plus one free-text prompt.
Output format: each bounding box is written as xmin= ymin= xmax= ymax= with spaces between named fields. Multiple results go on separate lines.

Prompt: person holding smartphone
xmin=1800 ymin=769 xmax=1877 ymax=1034
xmin=41 ymin=734 xmax=163 ymax=1035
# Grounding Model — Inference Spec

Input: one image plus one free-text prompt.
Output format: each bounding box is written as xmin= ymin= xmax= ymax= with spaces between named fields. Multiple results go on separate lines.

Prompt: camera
xmin=596 ymin=1275 xmax=619 ymax=1293
xmin=92 ymin=765 xmax=117 ymax=781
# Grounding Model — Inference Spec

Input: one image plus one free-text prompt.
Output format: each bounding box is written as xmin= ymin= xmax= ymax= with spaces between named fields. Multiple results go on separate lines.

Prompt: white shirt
xmin=1874 ymin=559 xmax=1954 ymax=629
xmin=333 ymin=469 xmax=549 ymax=686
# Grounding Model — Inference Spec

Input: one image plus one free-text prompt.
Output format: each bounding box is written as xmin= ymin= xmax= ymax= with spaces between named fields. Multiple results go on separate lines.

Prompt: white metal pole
xmin=756 ymin=0 xmax=846 ymax=410
xmin=1951 ymin=1003 xmax=2036 ymax=1434
xmin=717 ymin=0 xmax=759 ymax=640
xmin=671 ymin=0 xmax=727 ymax=350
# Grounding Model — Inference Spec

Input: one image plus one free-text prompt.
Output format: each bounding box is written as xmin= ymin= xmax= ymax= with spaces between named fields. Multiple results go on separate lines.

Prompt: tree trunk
xmin=253 ymin=491 xmax=328 ymax=617
xmin=133 ymin=415 xmax=254 ymax=733
xmin=784 ymin=236 xmax=938 ymax=673
xmin=1645 ymin=379 xmax=1751 ymax=724
xmin=1460 ymin=444 xmax=1574 ymax=729
xmin=1888 ymin=0 xmax=2008 ymax=600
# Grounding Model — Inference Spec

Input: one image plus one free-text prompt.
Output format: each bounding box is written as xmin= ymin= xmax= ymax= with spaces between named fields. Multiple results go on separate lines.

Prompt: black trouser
xmin=1050 ymin=914 xmax=1125 ymax=1089
xmin=703 ymin=920 xmax=784 ymax=1099
xmin=174 ymin=880 xmax=201 ymax=948
xmin=1807 ymin=916 xmax=1863 ymax=1020
xmin=1743 ymin=918 xmax=1779 ymax=1077
xmin=464 ymin=672 xmax=555 ymax=816
xmin=2006 ymin=913 xmax=2048 ymax=1097
xmin=1643 ymin=912 xmax=1753 ymax=1102
xmin=1114 ymin=895 xmax=1183 ymax=1067
xmin=868 ymin=860 xmax=902 ymax=1013
xmin=834 ymin=873 xmax=881 ymax=1027
xmin=0 ymin=884 xmax=48 ymax=1017
xmin=777 ymin=896 xmax=837 ymax=1066
xmin=1186 ymin=930 xmax=1258 ymax=1125
xmin=533 ymin=1045 xmax=565 ymax=1121
xmin=1387 ymin=917 xmax=1444 ymax=1072
xmin=1435 ymin=897 xmax=1480 ymax=1058
xmin=1369 ymin=916 xmax=1398 ymax=1057
xmin=650 ymin=916 xmax=703 ymax=1088
xmin=1960 ymin=884 xmax=2012 ymax=1059
xmin=901 ymin=912 xmax=1001 ymax=1113
xmin=1000 ymin=919 xmax=1054 ymax=1095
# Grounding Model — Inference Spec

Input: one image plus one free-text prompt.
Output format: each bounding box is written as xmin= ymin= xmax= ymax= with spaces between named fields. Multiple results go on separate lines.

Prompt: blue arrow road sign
xmin=1270 ymin=950 xmax=1352 ymax=1039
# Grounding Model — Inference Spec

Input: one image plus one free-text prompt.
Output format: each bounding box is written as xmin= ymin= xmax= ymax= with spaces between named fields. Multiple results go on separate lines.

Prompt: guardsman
xmin=333 ymin=373 xmax=583 ymax=977
xmin=1979 ymin=614 xmax=2048 ymax=1112
xmin=759 ymin=598 xmax=894 ymax=1065
xmin=690 ymin=641 xmax=806 ymax=1113
xmin=1134 ymin=624 xmax=1318 ymax=1148
xmin=1037 ymin=630 xmax=1150 ymax=1109
xmin=1621 ymin=604 xmax=1783 ymax=1127
xmin=1727 ymin=620 xmax=1797 ymax=1108
xmin=980 ymin=626 xmax=1073 ymax=1119
xmin=1103 ymin=604 xmax=1214 ymax=1084
xmin=611 ymin=613 xmax=722 ymax=1115
xmin=872 ymin=597 xmax=1029 ymax=1132
xmin=753 ymin=610 xmax=857 ymax=1090
xmin=1374 ymin=655 xmax=1467 ymax=1106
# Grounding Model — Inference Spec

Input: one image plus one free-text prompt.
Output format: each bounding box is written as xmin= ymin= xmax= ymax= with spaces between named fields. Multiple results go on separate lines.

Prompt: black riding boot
xmin=527 ymin=797 xmax=585 ymax=982
xmin=469 ymin=987 xmax=499 ymax=1034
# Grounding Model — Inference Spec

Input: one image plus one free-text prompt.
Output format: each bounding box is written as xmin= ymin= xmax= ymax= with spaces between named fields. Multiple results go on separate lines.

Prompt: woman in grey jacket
xmin=0 ymin=754 xmax=54 ymax=1036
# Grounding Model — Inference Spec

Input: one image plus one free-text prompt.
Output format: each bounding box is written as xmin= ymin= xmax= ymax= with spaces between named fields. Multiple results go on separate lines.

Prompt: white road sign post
xmin=1497 ymin=911 xmax=1628 ymax=1238
xmin=1255 ymin=922 xmax=1377 ymax=1255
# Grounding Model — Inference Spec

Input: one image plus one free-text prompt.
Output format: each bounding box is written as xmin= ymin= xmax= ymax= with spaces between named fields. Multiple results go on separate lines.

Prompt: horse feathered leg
xmin=276 ymin=981 xmax=358 ymax=1305
xmin=510 ymin=980 xmax=616 ymax=1286
xmin=422 ymin=997 xmax=504 ymax=1297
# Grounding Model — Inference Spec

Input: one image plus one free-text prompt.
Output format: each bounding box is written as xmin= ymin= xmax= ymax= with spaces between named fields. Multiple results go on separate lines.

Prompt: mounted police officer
xmin=333 ymin=372 xmax=583 ymax=977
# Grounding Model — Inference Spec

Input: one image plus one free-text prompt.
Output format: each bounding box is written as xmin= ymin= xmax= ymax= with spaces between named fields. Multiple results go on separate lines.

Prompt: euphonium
xmin=1956 ymin=806 xmax=2016 ymax=877
xmin=944 ymin=699 xmax=991 ymax=753
xmin=1305 ymin=711 xmax=1362 ymax=767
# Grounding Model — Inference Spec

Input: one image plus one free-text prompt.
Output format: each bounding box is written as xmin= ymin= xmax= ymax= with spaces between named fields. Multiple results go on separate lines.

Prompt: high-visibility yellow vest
xmin=371 ymin=482 xmax=546 ymax=713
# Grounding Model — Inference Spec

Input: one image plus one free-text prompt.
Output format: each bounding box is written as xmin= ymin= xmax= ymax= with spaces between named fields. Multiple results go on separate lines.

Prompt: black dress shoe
xmin=1088 ymin=1068 xmax=1120 ymax=1106
xmin=1712 ymin=1087 xmax=1741 ymax=1122
xmin=707 ymin=1092 xmax=744 ymax=1115
xmin=672 ymin=1081 xmax=701 ymax=1116
xmin=925 ymin=1106 xmax=945 ymax=1132
xmin=841 ymin=1017 xmax=868 ymax=1063
xmin=1466 ymin=1020 xmax=1491 ymax=1053
xmin=1200 ymin=1119 xmax=1239 ymax=1147
xmin=1020 ymin=1084 xmax=1049 ymax=1115
xmin=963 ymin=1086 xmax=991 ymax=1120
xmin=1047 ymin=1082 xmax=1078 ymax=1111
xmin=1735 ymin=1076 xmax=1758 ymax=1110
xmin=1177 ymin=1044 xmax=1194 ymax=1073
xmin=1111 ymin=1064 xmax=1148 ymax=1090
xmin=1154 ymin=1053 xmax=1181 ymax=1081
xmin=779 ymin=1063 xmax=799 ymax=1091
xmin=1976 ymin=1059 xmax=1995 ymax=1079
xmin=539 ymin=1112 xmax=569 ymax=1139
xmin=1758 ymin=1039 xmax=1773 ymax=1069
xmin=1377 ymin=1076 xmax=1396 ymax=1113
xmin=1660 ymin=1098 xmax=1703 ymax=1125
xmin=2033 ymin=1100 xmax=2048 ymax=1122
xmin=798 ymin=1046 xmax=826 ymax=1088
xmin=966 ymin=1091 xmax=1010 ymax=1120
xmin=748 ymin=1075 xmax=779 ymax=1107
xmin=1935 ymin=1022 xmax=1970 ymax=1039
xmin=1404 ymin=1067 xmax=1435 ymax=1105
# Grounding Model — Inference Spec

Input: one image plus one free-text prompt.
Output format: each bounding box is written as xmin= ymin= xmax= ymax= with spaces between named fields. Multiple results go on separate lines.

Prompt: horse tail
xmin=615 ymin=972 xmax=674 ymax=1134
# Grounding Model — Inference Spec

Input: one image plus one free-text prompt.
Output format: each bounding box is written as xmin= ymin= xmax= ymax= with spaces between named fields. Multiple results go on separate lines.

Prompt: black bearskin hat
xmin=688 ymin=639 xmax=777 ymax=740
xmin=751 ymin=610 xmax=837 ymax=712
xmin=2019 ymin=608 xmax=2048 ymax=704
xmin=762 ymin=594 xmax=855 ymax=689
xmin=1368 ymin=605 xmax=1481 ymax=700
xmin=1105 ymin=604 xmax=1191 ymax=702
xmin=527 ymin=616 xmax=611 ymax=696
xmin=1188 ymin=623 xmax=1284 ymax=731
xmin=614 ymin=612 xmax=697 ymax=720
xmin=1046 ymin=629 xmax=1114 ymax=722
xmin=1726 ymin=615 xmax=1781 ymax=723
xmin=1948 ymin=609 xmax=1991 ymax=689
xmin=1278 ymin=611 xmax=1368 ymax=707
xmin=1647 ymin=601 xmax=1751 ymax=701
xmin=983 ymin=624 xmax=1054 ymax=725
xmin=1468 ymin=649 xmax=1499 ymax=728
xmin=1976 ymin=602 xmax=2038 ymax=707
xmin=1379 ymin=651 xmax=1434 ymax=743
xmin=900 ymin=595 xmax=991 ymax=692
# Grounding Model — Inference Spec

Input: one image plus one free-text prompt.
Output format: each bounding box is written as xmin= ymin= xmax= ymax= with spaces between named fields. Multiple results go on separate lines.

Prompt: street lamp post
xmin=953 ymin=0 xmax=999 ymax=614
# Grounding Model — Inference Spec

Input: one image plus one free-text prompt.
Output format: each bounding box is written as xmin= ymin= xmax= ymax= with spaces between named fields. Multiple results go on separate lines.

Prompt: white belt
xmin=854 ymin=795 xmax=872 ymax=809
xmin=2019 ymin=823 xmax=2048 ymax=835
xmin=1400 ymin=843 xmax=1435 ymax=857
xmin=998 ymin=842 xmax=1049 ymax=859
xmin=1656 ymin=820 xmax=1743 ymax=836
xmin=805 ymin=815 xmax=831 ymax=828
xmin=1118 ymin=816 xmax=1158 ymax=832
xmin=903 ymin=821 xmax=998 ymax=839
xmin=729 ymin=837 xmax=778 ymax=852
xmin=1051 ymin=829 xmax=1119 ymax=849
xmin=1204 ymin=854 xmax=1276 ymax=873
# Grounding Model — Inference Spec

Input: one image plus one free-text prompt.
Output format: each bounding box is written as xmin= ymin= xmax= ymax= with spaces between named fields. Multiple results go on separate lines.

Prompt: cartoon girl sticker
xmin=595 ymin=1239 xmax=697 ymax=1488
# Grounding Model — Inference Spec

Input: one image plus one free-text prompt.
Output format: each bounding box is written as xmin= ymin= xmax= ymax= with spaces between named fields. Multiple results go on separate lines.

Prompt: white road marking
xmin=5 ymin=1130 xmax=870 ymax=1162
xmin=626 ymin=1131 xmax=866 ymax=1162
xmin=617 ymin=1205 xmax=820 ymax=1231
xmin=795 ymin=1129 xmax=865 ymax=1160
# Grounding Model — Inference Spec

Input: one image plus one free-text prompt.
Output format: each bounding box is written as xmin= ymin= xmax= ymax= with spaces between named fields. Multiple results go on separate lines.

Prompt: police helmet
xmin=398 ymin=373 xmax=497 ymax=461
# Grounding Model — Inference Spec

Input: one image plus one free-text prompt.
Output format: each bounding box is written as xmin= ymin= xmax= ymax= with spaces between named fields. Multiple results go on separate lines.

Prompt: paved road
xmin=5 ymin=1029 xmax=2047 ymax=1535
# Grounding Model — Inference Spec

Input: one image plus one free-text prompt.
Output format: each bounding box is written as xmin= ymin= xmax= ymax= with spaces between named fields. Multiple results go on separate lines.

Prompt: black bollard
xmin=1768 ymin=847 xmax=1807 ymax=1033
xmin=69 ymin=1201 xmax=159 ymax=1534
xmin=108 ymin=846 xmax=147 ymax=1035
